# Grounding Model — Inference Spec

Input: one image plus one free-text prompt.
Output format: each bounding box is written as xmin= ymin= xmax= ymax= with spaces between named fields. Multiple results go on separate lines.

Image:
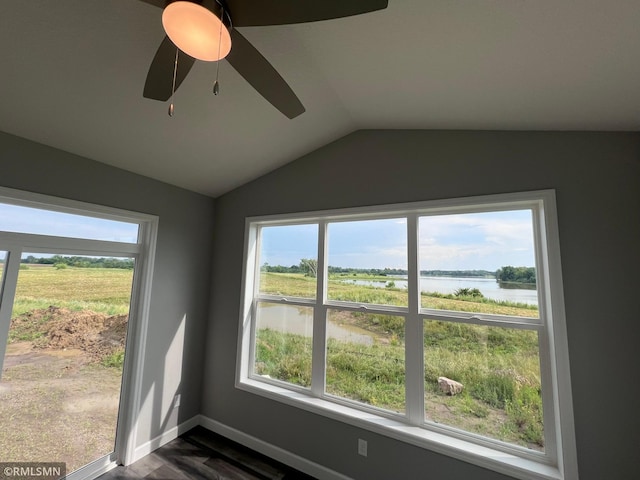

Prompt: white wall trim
xmin=198 ymin=415 xmax=352 ymax=480
xmin=127 ymin=415 xmax=350 ymax=479
xmin=131 ymin=415 xmax=201 ymax=463
xmin=65 ymin=455 xmax=117 ymax=480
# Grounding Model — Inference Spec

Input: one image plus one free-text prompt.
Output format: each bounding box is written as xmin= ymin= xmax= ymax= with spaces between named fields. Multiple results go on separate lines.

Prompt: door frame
xmin=0 ymin=186 xmax=158 ymax=479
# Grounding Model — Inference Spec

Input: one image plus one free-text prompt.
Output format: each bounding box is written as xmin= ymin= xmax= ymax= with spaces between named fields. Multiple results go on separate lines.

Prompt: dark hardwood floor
xmin=97 ymin=427 xmax=317 ymax=480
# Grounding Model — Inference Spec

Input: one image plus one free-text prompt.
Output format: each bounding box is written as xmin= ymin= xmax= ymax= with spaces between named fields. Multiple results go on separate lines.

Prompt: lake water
xmin=257 ymin=304 xmax=375 ymax=345
xmin=341 ymin=276 xmax=538 ymax=306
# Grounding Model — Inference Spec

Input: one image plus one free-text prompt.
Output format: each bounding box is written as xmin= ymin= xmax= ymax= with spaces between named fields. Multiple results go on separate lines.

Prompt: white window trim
xmin=236 ymin=190 xmax=578 ymax=480
xmin=0 ymin=186 xmax=158 ymax=477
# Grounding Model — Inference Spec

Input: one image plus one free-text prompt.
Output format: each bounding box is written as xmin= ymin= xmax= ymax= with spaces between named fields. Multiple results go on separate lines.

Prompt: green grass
xmin=11 ymin=266 xmax=133 ymax=316
xmin=259 ymin=272 xmax=317 ymax=298
xmin=7 ymin=267 xmax=544 ymax=449
xmin=260 ymin=272 xmax=538 ymax=317
xmin=101 ymin=349 xmax=126 ymax=369
xmin=255 ymin=328 xmax=313 ymax=387
xmin=254 ymin=273 xmax=544 ymax=449
xmin=258 ymin=326 xmax=543 ymax=449
xmin=8 ymin=266 xmax=133 ymax=352
xmin=7 ymin=311 xmax=52 ymax=344
xmin=326 ymin=338 xmax=406 ymax=412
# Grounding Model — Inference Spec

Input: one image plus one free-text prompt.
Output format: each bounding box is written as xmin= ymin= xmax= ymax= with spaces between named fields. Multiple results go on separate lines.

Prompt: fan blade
xmin=227 ymin=0 xmax=388 ymax=27
xmin=137 ymin=0 xmax=168 ymax=9
xmin=143 ymin=36 xmax=196 ymax=101
xmin=226 ymin=29 xmax=305 ymax=119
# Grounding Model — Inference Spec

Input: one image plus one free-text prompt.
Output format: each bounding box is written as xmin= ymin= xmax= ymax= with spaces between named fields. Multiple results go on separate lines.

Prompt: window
xmin=237 ymin=191 xmax=577 ymax=480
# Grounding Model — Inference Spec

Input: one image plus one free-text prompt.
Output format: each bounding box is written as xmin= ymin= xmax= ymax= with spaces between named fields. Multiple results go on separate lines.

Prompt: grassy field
xmin=256 ymin=272 xmax=544 ymax=450
xmin=260 ymin=272 xmax=538 ymax=317
xmin=1 ymin=264 xmax=133 ymax=472
xmin=1 ymin=266 xmax=544 ymax=464
xmin=12 ymin=265 xmax=133 ymax=316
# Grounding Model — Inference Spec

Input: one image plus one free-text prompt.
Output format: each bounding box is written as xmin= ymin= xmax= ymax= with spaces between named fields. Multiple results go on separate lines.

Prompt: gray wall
xmin=0 ymin=130 xmax=215 ymax=448
xmin=203 ymin=130 xmax=640 ymax=479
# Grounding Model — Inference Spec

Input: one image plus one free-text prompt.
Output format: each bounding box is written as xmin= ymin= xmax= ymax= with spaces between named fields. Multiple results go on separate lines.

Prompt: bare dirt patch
xmin=11 ymin=306 xmax=127 ymax=361
xmin=1 ymin=307 xmax=127 ymax=473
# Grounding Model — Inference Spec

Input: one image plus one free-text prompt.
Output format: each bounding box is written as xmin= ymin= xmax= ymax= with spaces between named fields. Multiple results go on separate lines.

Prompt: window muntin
xmin=239 ymin=191 xmax=575 ymax=480
xmin=0 ymin=202 xmax=139 ymax=243
xmin=327 ymin=218 xmax=408 ymax=307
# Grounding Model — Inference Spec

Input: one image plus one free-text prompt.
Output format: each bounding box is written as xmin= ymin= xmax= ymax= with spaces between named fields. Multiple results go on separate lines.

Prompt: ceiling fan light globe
xmin=162 ymin=1 xmax=231 ymax=62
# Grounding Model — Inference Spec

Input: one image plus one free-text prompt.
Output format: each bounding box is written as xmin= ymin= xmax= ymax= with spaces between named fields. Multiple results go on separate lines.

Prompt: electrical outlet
xmin=358 ymin=438 xmax=367 ymax=457
xmin=174 ymin=393 xmax=181 ymax=407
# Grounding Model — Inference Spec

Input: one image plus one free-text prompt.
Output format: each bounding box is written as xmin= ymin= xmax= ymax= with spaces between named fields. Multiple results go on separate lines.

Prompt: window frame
xmin=236 ymin=190 xmax=577 ymax=480
xmin=0 ymin=186 xmax=159 ymax=478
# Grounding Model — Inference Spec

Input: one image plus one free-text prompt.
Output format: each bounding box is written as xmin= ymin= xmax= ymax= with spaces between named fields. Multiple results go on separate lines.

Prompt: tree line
xmin=21 ymin=255 xmax=134 ymax=269
xmin=495 ymin=266 xmax=536 ymax=285
xmin=262 ymin=261 xmax=535 ymax=284
xmin=261 ymin=261 xmax=405 ymax=277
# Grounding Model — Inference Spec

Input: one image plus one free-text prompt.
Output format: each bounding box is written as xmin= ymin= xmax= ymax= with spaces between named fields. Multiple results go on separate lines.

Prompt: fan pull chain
xmin=213 ymin=6 xmax=224 ymax=96
xmin=168 ymin=47 xmax=179 ymax=117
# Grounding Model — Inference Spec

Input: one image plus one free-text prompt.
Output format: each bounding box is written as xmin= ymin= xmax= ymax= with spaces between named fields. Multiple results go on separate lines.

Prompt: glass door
xmin=0 ymin=193 xmax=155 ymax=480
xmin=0 ymin=253 xmax=135 ymax=474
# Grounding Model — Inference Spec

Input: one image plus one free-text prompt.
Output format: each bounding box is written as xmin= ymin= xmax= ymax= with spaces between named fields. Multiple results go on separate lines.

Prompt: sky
xmin=259 ymin=210 xmax=536 ymax=271
xmin=0 ymin=203 xmax=536 ymax=271
xmin=0 ymin=203 xmax=140 ymax=245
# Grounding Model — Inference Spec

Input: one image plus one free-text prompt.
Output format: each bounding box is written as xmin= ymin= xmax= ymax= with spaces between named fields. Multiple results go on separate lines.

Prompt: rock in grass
xmin=438 ymin=376 xmax=464 ymax=396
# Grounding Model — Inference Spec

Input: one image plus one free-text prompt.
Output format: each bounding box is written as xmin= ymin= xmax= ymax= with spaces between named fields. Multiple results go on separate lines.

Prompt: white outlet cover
xmin=358 ymin=438 xmax=367 ymax=457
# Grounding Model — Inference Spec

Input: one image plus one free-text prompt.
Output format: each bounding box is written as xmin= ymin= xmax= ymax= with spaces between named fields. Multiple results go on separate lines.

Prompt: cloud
xmin=419 ymin=211 xmax=535 ymax=270
xmin=257 ymin=210 xmax=535 ymax=270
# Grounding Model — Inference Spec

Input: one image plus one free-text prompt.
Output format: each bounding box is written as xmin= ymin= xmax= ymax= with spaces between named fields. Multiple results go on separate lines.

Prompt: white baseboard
xmin=131 ymin=415 xmax=200 ymax=463
xmin=198 ymin=415 xmax=352 ymax=480
xmin=129 ymin=414 xmax=350 ymax=480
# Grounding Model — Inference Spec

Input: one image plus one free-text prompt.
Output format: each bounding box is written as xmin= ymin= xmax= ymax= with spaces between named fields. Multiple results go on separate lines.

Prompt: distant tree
xmin=299 ymin=258 xmax=318 ymax=278
xmin=496 ymin=266 xmax=536 ymax=285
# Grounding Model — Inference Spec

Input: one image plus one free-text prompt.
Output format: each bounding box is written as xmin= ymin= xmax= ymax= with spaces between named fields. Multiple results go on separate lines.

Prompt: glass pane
xmin=0 ymin=250 xmax=6 ymax=281
xmin=424 ymin=320 xmax=543 ymax=451
xmin=253 ymin=302 xmax=313 ymax=388
xmin=0 ymin=254 xmax=134 ymax=473
xmin=258 ymin=224 xmax=318 ymax=299
xmin=419 ymin=210 xmax=539 ymax=317
xmin=326 ymin=309 xmax=405 ymax=414
xmin=327 ymin=218 xmax=408 ymax=307
xmin=0 ymin=202 xmax=139 ymax=243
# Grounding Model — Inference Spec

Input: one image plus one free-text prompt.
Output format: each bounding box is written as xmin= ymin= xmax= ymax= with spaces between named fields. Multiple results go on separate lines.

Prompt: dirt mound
xmin=11 ymin=306 xmax=128 ymax=362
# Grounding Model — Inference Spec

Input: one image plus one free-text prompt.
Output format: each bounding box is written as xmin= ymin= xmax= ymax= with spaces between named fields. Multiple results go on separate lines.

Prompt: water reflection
xmin=256 ymin=304 xmax=374 ymax=345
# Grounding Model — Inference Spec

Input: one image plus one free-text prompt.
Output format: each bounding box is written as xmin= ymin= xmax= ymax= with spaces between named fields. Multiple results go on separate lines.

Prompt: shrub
xmin=454 ymin=287 xmax=485 ymax=299
xmin=102 ymin=349 xmax=125 ymax=369
xmin=470 ymin=372 xmax=516 ymax=408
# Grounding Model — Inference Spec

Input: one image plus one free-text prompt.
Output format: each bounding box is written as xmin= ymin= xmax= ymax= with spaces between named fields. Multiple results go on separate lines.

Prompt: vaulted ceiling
xmin=2 ymin=1 xmax=640 ymax=196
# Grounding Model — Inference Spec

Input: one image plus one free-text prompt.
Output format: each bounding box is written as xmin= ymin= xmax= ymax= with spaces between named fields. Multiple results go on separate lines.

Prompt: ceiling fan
xmin=138 ymin=0 xmax=389 ymax=118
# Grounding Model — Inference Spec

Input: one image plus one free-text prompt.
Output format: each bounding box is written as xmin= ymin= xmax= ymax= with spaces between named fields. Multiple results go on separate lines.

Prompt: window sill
xmin=236 ymin=378 xmax=564 ymax=480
